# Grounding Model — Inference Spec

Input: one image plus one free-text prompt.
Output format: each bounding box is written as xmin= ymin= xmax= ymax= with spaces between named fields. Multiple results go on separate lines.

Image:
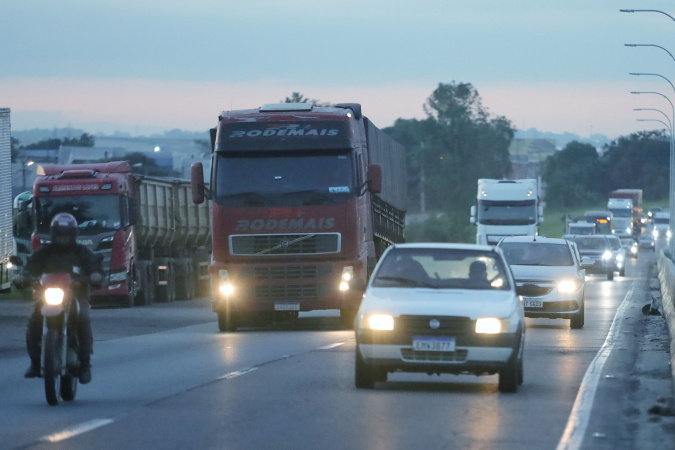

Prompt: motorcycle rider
xmin=16 ymin=213 xmax=104 ymax=384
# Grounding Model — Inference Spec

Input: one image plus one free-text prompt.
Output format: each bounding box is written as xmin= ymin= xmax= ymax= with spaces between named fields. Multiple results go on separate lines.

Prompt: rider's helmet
xmin=50 ymin=213 xmax=78 ymax=247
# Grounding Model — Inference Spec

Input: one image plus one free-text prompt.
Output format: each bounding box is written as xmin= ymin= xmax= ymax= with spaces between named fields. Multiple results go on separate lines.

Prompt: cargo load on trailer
xmin=191 ymin=102 xmax=407 ymax=331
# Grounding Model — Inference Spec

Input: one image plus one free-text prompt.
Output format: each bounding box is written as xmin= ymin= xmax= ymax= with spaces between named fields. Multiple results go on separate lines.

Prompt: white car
xmin=498 ymin=236 xmax=589 ymax=329
xmin=354 ymin=243 xmax=525 ymax=393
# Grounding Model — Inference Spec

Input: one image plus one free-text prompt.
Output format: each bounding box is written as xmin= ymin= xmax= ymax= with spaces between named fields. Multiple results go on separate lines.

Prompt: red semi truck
xmin=27 ymin=161 xmax=211 ymax=307
xmin=191 ymin=102 xmax=407 ymax=331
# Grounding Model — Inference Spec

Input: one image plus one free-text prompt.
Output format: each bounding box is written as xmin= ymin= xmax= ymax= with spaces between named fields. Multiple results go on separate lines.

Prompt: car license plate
xmin=274 ymin=302 xmax=300 ymax=311
xmin=412 ymin=337 xmax=456 ymax=352
xmin=522 ymin=297 xmax=543 ymax=308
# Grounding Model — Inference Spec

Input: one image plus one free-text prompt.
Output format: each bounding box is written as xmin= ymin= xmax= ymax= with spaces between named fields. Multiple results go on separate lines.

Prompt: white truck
xmin=0 ymin=109 xmax=13 ymax=291
xmin=470 ymin=179 xmax=544 ymax=245
xmin=607 ymin=198 xmax=633 ymax=238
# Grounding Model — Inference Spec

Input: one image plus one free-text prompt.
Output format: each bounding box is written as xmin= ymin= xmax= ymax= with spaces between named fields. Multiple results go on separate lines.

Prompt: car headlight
xmin=557 ymin=279 xmax=578 ymax=293
xmin=602 ymin=250 xmax=613 ymax=261
xmin=475 ymin=317 xmax=509 ymax=334
xmin=615 ymin=254 xmax=624 ymax=262
xmin=44 ymin=288 xmax=65 ymax=306
xmin=625 ymin=227 xmax=632 ymax=235
xmin=631 ymin=246 xmax=638 ymax=254
xmin=364 ymin=314 xmax=395 ymax=331
xmin=653 ymin=229 xmax=659 ymax=238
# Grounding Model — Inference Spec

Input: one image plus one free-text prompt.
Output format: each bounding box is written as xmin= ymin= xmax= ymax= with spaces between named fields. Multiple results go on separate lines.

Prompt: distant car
xmin=620 ymin=238 xmax=639 ymax=259
xmin=566 ymin=235 xmax=615 ymax=280
xmin=498 ymin=236 xmax=588 ymax=329
xmin=606 ymin=235 xmax=626 ymax=277
xmin=354 ymin=243 xmax=525 ymax=393
xmin=638 ymin=233 xmax=655 ymax=251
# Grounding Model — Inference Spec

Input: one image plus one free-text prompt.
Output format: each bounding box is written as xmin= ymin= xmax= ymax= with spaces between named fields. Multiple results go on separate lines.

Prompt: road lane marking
xmin=218 ymin=367 xmax=257 ymax=380
xmin=317 ymin=342 xmax=345 ymax=350
xmin=556 ymin=281 xmax=636 ymax=450
xmin=41 ymin=418 xmax=114 ymax=443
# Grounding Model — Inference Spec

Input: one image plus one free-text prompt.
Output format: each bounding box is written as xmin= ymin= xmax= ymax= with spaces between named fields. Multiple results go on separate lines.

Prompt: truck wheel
xmin=607 ymin=270 xmax=614 ymax=281
xmin=340 ymin=308 xmax=357 ymax=329
xmin=217 ymin=310 xmax=238 ymax=332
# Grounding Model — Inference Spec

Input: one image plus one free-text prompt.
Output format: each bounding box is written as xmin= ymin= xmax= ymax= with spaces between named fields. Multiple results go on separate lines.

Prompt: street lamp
xmin=632 ymin=91 xmax=675 ymax=255
xmin=637 ymin=118 xmax=672 ymax=133
xmin=625 ymin=44 xmax=675 ymax=64
xmin=620 ymin=9 xmax=675 ymax=21
xmin=634 ymin=108 xmax=673 ymax=130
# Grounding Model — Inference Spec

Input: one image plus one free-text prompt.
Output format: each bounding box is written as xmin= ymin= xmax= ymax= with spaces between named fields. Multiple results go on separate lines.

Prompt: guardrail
xmin=655 ymin=251 xmax=675 ymax=397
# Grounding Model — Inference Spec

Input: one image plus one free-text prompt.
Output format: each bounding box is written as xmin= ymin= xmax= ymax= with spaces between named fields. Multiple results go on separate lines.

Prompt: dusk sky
xmin=3 ymin=0 xmax=675 ymax=139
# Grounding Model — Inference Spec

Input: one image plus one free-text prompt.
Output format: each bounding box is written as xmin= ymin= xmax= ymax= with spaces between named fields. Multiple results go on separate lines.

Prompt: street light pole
xmin=632 ymin=91 xmax=675 ymax=255
xmin=634 ymin=108 xmax=673 ymax=130
xmin=625 ymin=44 xmax=675 ymax=64
xmin=620 ymin=9 xmax=675 ymax=21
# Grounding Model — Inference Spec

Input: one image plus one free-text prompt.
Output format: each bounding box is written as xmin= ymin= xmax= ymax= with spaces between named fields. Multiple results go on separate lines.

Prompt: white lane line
xmin=218 ymin=367 xmax=257 ymax=380
xmin=41 ymin=418 xmax=114 ymax=443
xmin=556 ymin=281 xmax=636 ymax=450
xmin=318 ymin=342 xmax=345 ymax=350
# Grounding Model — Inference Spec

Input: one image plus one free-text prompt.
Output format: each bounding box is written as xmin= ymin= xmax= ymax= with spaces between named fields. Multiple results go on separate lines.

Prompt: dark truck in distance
xmin=191 ymin=103 xmax=407 ymax=331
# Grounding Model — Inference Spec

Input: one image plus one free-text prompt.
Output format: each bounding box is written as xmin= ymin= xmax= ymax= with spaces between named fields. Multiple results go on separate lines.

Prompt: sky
xmin=3 ymin=0 xmax=675 ymax=139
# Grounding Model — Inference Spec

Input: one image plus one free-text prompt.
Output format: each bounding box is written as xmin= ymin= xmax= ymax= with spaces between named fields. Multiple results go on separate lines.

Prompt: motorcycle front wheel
xmin=43 ymin=329 xmax=62 ymax=406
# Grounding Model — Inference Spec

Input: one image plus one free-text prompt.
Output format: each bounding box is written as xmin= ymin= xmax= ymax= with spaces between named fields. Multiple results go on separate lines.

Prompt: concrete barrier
xmin=656 ymin=251 xmax=675 ymax=396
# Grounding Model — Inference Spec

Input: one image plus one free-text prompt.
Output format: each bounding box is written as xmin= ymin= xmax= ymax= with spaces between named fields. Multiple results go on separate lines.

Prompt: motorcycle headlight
xmin=44 ymin=288 xmax=65 ymax=306
xmin=219 ymin=283 xmax=234 ymax=296
xmin=602 ymin=251 xmax=613 ymax=261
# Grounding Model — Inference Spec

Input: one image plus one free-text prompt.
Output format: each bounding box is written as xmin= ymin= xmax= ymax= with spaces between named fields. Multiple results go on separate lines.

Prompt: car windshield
xmin=500 ymin=242 xmax=574 ymax=266
xmin=371 ymin=248 xmax=511 ymax=290
xmin=572 ymin=236 xmax=609 ymax=250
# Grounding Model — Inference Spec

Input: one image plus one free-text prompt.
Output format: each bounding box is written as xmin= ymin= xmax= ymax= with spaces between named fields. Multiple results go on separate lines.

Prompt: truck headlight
xmin=602 ymin=251 xmax=613 ymax=261
xmin=219 ymin=283 xmax=234 ymax=296
xmin=475 ymin=317 xmax=509 ymax=334
xmin=339 ymin=266 xmax=354 ymax=291
xmin=625 ymin=227 xmax=632 ymax=235
xmin=364 ymin=314 xmax=394 ymax=331
xmin=109 ymin=270 xmax=127 ymax=283
xmin=44 ymin=288 xmax=64 ymax=306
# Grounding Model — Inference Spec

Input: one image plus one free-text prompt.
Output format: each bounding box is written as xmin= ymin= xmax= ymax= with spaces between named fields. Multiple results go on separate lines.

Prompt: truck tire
xmin=217 ymin=310 xmax=238 ymax=332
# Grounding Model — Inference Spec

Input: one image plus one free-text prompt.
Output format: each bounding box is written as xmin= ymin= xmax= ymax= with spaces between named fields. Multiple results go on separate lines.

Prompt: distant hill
xmin=12 ymin=127 xmax=207 ymax=146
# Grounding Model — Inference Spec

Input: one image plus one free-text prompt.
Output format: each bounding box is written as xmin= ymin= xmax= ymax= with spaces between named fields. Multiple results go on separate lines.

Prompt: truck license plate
xmin=522 ymin=297 xmax=543 ymax=308
xmin=274 ymin=302 xmax=300 ymax=311
xmin=412 ymin=337 xmax=456 ymax=352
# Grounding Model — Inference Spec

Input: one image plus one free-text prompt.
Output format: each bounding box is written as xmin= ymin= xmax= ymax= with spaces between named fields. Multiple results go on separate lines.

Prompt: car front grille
xmin=516 ymin=281 xmax=556 ymax=297
xmin=401 ymin=349 xmax=469 ymax=362
xmin=396 ymin=315 xmax=472 ymax=336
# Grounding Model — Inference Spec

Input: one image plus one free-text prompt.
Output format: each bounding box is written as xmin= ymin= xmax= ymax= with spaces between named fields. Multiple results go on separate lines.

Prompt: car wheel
xmin=355 ymin=346 xmax=375 ymax=389
xmin=571 ymin=300 xmax=584 ymax=329
xmin=607 ymin=270 xmax=614 ymax=281
xmin=517 ymin=356 xmax=524 ymax=386
xmin=498 ymin=355 xmax=519 ymax=393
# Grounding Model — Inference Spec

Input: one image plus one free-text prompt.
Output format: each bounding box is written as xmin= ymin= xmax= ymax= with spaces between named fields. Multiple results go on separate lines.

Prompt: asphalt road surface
xmin=0 ymin=250 xmax=673 ymax=449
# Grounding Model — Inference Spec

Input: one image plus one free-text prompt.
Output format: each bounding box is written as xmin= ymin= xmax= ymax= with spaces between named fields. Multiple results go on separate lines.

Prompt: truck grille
xmin=254 ymin=284 xmax=329 ymax=300
xmin=230 ymin=233 xmax=340 ymax=255
xmin=396 ymin=316 xmax=472 ymax=336
xmin=247 ymin=265 xmax=333 ymax=280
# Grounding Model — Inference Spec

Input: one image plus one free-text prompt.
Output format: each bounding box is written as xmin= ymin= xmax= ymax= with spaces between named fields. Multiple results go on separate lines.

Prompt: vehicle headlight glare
xmin=44 ymin=288 xmax=65 ymax=306
xmin=476 ymin=317 xmax=503 ymax=334
xmin=616 ymin=254 xmax=624 ymax=262
xmin=557 ymin=280 xmax=578 ymax=293
xmin=653 ymin=229 xmax=659 ymax=238
xmin=602 ymin=251 xmax=613 ymax=261
xmin=668 ymin=230 xmax=672 ymax=239
xmin=626 ymin=227 xmax=632 ymax=235
xmin=367 ymin=314 xmax=394 ymax=331
xmin=219 ymin=283 xmax=234 ymax=296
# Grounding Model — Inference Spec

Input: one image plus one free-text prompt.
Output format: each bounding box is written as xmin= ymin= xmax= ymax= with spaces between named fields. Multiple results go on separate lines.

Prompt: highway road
xmin=0 ymin=250 xmax=672 ymax=449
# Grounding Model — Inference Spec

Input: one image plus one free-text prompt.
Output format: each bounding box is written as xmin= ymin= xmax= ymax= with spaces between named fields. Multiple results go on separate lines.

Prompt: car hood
xmin=360 ymin=287 xmax=519 ymax=319
xmin=509 ymin=265 xmax=582 ymax=281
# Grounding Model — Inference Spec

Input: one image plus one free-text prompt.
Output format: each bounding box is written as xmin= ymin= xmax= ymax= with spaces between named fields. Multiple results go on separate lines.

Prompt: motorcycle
xmin=11 ymin=256 xmax=86 ymax=406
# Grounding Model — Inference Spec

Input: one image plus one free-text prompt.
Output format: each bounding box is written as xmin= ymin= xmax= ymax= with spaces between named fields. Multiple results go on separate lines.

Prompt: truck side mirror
xmin=538 ymin=205 xmax=544 ymax=224
xmin=191 ymin=162 xmax=206 ymax=204
xmin=367 ymin=164 xmax=382 ymax=194
xmin=470 ymin=205 xmax=476 ymax=224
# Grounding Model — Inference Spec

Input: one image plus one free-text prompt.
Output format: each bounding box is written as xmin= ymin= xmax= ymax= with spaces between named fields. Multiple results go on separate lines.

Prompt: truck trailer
xmin=190 ymin=102 xmax=407 ymax=331
xmin=0 ymin=109 xmax=13 ymax=291
xmin=470 ymin=179 xmax=543 ymax=245
xmin=26 ymin=161 xmax=211 ymax=306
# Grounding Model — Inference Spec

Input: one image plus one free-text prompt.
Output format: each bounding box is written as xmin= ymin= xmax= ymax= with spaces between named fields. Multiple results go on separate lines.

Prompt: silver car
xmin=498 ymin=236 xmax=589 ymax=329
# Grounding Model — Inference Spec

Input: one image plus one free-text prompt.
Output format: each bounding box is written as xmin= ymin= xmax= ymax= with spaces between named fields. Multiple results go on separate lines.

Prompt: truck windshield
xmin=213 ymin=152 xmax=355 ymax=207
xmin=609 ymin=209 xmax=631 ymax=218
xmin=477 ymin=200 xmax=537 ymax=225
xmin=35 ymin=195 xmax=121 ymax=236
